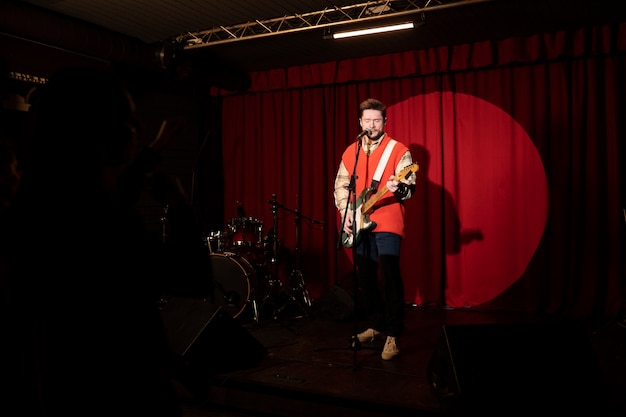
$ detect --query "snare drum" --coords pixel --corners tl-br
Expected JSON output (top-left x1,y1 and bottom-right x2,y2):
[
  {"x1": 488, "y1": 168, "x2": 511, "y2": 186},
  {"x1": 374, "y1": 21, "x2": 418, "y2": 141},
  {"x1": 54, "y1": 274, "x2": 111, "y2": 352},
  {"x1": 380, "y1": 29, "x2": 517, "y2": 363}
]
[
  {"x1": 204, "y1": 230, "x2": 226, "y2": 254},
  {"x1": 226, "y1": 217, "x2": 263, "y2": 249}
]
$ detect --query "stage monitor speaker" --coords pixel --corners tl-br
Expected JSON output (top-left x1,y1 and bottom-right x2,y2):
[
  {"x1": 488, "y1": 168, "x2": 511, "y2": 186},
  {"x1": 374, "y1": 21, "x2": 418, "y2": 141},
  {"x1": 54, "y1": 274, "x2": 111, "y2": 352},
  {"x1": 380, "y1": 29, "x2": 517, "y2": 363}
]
[
  {"x1": 160, "y1": 297, "x2": 267, "y2": 376},
  {"x1": 427, "y1": 319, "x2": 608, "y2": 415},
  {"x1": 315, "y1": 284, "x2": 355, "y2": 321}
]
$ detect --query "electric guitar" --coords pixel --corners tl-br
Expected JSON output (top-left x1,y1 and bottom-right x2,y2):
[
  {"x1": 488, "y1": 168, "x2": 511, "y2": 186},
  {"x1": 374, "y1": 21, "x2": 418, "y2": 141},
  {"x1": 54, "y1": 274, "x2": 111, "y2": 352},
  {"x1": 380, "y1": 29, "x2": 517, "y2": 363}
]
[{"x1": 341, "y1": 163, "x2": 419, "y2": 248}]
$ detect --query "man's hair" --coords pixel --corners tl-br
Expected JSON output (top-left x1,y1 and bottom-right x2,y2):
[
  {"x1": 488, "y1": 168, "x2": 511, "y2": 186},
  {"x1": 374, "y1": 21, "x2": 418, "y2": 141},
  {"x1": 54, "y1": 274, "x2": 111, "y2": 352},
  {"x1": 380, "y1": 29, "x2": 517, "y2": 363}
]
[{"x1": 359, "y1": 98, "x2": 387, "y2": 119}]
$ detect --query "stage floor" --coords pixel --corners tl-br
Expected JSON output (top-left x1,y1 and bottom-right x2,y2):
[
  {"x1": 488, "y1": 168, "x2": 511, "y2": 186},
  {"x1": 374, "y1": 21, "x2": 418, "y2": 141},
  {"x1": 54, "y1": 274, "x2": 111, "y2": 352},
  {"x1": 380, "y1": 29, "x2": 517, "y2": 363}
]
[{"x1": 165, "y1": 299, "x2": 626, "y2": 417}]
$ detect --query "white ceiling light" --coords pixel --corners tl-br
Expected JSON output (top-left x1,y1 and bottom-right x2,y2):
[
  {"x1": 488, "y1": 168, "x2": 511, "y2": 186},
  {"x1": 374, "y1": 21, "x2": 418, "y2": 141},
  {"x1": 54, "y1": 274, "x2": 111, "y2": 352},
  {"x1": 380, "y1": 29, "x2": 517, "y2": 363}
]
[{"x1": 331, "y1": 22, "x2": 415, "y2": 39}]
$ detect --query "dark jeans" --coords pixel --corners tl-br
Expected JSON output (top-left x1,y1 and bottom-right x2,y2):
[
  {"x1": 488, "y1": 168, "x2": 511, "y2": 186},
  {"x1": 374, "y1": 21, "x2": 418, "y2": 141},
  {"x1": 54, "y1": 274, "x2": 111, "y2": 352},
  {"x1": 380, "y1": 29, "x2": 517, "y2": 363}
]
[{"x1": 355, "y1": 232, "x2": 405, "y2": 337}]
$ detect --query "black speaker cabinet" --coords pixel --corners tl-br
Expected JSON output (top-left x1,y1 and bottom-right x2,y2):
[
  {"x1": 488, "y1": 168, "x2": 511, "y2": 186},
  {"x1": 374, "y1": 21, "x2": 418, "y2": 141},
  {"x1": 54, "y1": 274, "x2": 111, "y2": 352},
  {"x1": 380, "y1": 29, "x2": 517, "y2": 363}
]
[
  {"x1": 427, "y1": 320, "x2": 608, "y2": 415},
  {"x1": 315, "y1": 284, "x2": 355, "y2": 321},
  {"x1": 160, "y1": 297, "x2": 267, "y2": 376}
]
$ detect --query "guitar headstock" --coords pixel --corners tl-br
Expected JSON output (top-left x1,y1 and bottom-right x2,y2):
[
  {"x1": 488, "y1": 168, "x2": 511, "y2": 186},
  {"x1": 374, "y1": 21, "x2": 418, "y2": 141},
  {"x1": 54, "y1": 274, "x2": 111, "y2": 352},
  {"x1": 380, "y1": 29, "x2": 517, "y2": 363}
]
[{"x1": 400, "y1": 162, "x2": 419, "y2": 179}]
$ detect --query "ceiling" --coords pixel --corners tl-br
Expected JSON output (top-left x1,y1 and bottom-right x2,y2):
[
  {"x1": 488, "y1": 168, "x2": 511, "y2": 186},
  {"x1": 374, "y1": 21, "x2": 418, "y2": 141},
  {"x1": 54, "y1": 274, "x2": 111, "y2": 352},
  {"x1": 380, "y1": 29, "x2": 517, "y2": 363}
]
[{"x1": 8, "y1": 0, "x2": 626, "y2": 76}]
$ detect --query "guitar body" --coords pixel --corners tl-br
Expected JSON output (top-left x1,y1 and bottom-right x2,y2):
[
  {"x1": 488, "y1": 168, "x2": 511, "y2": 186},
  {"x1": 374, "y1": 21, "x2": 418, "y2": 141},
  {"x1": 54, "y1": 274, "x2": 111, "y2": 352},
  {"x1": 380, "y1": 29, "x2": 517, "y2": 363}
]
[
  {"x1": 340, "y1": 163, "x2": 418, "y2": 248},
  {"x1": 341, "y1": 188, "x2": 377, "y2": 248}
]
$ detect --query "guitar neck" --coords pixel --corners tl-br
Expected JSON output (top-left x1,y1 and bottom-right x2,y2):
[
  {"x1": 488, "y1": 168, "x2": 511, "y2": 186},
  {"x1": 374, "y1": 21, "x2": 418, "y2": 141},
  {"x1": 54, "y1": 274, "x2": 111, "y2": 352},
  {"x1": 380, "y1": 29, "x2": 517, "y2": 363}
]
[
  {"x1": 362, "y1": 185, "x2": 389, "y2": 215},
  {"x1": 361, "y1": 163, "x2": 418, "y2": 215}
]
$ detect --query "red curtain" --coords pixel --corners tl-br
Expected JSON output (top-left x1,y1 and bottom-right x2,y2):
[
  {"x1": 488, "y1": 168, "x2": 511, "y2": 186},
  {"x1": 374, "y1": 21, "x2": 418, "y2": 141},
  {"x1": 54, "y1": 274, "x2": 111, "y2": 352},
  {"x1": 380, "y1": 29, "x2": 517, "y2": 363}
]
[{"x1": 218, "y1": 23, "x2": 625, "y2": 317}]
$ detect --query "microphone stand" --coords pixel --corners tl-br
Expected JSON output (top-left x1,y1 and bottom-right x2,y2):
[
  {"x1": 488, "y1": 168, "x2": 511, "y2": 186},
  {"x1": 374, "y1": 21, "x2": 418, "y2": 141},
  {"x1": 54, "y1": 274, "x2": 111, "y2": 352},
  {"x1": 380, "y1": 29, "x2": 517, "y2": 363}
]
[{"x1": 319, "y1": 135, "x2": 376, "y2": 370}]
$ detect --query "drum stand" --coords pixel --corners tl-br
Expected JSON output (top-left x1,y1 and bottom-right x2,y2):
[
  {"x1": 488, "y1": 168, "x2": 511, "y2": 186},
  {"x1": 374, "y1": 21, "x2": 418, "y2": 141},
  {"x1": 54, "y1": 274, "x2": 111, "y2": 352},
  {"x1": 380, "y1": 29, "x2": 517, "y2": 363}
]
[
  {"x1": 260, "y1": 195, "x2": 313, "y2": 320},
  {"x1": 290, "y1": 206, "x2": 314, "y2": 307}
]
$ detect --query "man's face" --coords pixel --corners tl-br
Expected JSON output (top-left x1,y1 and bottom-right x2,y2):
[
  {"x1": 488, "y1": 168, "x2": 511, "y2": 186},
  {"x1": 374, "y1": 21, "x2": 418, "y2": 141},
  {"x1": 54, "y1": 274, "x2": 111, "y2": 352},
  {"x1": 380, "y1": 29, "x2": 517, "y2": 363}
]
[{"x1": 359, "y1": 109, "x2": 385, "y2": 138}]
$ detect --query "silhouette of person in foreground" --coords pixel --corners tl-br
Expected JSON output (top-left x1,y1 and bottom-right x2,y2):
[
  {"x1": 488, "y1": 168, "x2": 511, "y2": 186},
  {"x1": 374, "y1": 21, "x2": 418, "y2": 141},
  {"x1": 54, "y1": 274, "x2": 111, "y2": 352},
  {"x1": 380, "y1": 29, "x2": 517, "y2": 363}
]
[{"x1": 1, "y1": 66, "x2": 207, "y2": 417}]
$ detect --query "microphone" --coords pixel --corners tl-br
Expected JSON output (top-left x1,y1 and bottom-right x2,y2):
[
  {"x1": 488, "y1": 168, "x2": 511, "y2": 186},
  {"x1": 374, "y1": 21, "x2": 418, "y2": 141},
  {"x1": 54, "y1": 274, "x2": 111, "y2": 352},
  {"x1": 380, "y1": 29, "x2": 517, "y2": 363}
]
[{"x1": 356, "y1": 128, "x2": 372, "y2": 140}]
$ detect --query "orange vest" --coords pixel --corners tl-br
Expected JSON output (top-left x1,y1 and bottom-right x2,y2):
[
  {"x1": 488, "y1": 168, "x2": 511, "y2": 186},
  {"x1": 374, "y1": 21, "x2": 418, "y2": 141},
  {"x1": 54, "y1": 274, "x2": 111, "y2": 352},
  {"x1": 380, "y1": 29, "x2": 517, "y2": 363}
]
[{"x1": 341, "y1": 134, "x2": 408, "y2": 238}]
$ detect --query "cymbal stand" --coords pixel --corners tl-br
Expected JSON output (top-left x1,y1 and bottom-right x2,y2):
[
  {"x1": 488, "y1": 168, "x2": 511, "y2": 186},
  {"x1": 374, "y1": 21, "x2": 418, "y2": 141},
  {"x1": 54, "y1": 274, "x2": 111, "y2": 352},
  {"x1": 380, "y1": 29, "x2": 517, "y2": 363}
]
[
  {"x1": 260, "y1": 195, "x2": 314, "y2": 320},
  {"x1": 257, "y1": 194, "x2": 282, "y2": 318},
  {"x1": 160, "y1": 204, "x2": 169, "y2": 243},
  {"x1": 289, "y1": 207, "x2": 312, "y2": 307},
  {"x1": 273, "y1": 204, "x2": 313, "y2": 319}
]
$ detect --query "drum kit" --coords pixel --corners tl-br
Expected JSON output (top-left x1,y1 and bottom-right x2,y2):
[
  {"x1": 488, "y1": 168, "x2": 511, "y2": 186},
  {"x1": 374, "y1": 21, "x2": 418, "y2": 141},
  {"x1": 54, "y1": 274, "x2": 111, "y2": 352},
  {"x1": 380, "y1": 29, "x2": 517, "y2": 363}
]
[{"x1": 202, "y1": 199, "x2": 313, "y2": 323}]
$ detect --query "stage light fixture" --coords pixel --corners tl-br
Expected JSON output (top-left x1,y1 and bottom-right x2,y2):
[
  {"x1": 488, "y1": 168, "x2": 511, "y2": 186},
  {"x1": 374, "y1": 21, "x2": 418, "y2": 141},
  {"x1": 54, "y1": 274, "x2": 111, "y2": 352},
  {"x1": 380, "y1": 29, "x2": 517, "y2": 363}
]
[{"x1": 331, "y1": 22, "x2": 415, "y2": 39}]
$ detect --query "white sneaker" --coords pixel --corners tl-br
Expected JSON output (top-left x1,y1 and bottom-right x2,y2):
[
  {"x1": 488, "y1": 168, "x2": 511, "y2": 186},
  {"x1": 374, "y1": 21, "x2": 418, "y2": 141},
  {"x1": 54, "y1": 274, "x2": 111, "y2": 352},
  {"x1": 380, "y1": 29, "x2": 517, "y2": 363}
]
[
  {"x1": 356, "y1": 328, "x2": 381, "y2": 343},
  {"x1": 381, "y1": 336, "x2": 399, "y2": 360}
]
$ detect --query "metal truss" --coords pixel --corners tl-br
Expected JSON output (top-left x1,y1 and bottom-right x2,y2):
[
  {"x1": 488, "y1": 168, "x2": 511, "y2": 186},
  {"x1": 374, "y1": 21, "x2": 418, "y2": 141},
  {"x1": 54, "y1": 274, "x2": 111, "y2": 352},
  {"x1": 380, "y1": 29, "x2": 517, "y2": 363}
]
[{"x1": 176, "y1": 0, "x2": 485, "y2": 49}]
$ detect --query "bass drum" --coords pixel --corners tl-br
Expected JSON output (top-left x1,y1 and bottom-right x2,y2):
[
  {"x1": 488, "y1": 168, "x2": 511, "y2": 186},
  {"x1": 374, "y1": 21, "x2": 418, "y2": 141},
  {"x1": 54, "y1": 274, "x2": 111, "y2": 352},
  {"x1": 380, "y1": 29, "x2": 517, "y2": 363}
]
[{"x1": 209, "y1": 252, "x2": 255, "y2": 318}]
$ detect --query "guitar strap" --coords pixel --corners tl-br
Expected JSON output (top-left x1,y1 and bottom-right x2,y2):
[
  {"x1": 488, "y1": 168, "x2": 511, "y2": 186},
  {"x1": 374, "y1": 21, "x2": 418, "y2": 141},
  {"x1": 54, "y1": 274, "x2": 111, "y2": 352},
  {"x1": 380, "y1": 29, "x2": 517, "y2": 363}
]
[{"x1": 369, "y1": 139, "x2": 397, "y2": 191}]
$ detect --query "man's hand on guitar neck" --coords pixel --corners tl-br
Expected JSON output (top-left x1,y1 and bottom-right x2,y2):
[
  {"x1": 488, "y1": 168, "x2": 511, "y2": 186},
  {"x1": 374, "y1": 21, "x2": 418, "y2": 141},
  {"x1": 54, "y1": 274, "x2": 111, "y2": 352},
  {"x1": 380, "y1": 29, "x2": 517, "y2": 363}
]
[
  {"x1": 386, "y1": 175, "x2": 400, "y2": 193},
  {"x1": 386, "y1": 173, "x2": 410, "y2": 198}
]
